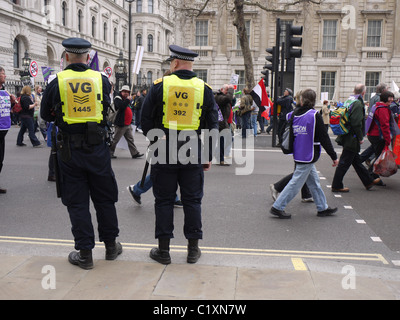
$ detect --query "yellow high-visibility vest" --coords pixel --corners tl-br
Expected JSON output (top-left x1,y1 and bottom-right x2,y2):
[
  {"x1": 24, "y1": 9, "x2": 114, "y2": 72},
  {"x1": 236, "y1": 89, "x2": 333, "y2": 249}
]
[
  {"x1": 58, "y1": 69, "x2": 103, "y2": 124},
  {"x1": 162, "y1": 74, "x2": 204, "y2": 131}
]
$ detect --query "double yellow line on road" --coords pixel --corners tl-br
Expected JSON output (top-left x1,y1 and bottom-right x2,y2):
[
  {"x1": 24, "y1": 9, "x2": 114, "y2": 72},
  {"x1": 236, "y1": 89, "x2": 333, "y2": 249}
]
[{"x1": 0, "y1": 235, "x2": 389, "y2": 270}]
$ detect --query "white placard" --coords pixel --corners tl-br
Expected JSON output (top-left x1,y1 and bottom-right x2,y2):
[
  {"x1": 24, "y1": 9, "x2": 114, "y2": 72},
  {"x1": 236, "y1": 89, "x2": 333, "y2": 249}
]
[{"x1": 132, "y1": 46, "x2": 144, "y2": 75}]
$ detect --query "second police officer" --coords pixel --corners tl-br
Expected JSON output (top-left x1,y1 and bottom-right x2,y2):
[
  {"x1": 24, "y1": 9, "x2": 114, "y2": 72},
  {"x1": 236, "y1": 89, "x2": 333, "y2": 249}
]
[
  {"x1": 41, "y1": 38, "x2": 122, "y2": 270},
  {"x1": 141, "y1": 45, "x2": 219, "y2": 264}
]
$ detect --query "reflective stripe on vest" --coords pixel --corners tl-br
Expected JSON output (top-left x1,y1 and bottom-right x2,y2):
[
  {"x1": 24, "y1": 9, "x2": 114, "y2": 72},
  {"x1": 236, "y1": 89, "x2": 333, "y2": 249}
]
[
  {"x1": 162, "y1": 74, "x2": 204, "y2": 131},
  {"x1": 58, "y1": 69, "x2": 103, "y2": 124}
]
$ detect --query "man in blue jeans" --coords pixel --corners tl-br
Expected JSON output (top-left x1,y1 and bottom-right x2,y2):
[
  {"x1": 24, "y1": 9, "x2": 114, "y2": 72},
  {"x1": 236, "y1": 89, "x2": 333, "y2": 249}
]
[{"x1": 270, "y1": 89, "x2": 339, "y2": 219}]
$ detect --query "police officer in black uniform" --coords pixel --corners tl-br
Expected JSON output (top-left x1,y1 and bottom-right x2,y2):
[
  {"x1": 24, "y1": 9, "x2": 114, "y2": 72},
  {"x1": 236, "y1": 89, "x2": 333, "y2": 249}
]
[
  {"x1": 41, "y1": 38, "x2": 122, "y2": 269},
  {"x1": 141, "y1": 45, "x2": 218, "y2": 265}
]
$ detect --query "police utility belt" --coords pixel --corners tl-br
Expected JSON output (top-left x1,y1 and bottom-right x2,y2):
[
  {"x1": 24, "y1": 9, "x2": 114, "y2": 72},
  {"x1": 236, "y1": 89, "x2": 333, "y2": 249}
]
[{"x1": 56, "y1": 123, "x2": 106, "y2": 162}]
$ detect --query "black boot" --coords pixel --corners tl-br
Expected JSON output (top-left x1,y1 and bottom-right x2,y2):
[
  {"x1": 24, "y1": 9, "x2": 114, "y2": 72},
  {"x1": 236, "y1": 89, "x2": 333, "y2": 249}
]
[
  {"x1": 105, "y1": 241, "x2": 123, "y2": 260},
  {"x1": 68, "y1": 249, "x2": 93, "y2": 269},
  {"x1": 187, "y1": 239, "x2": 201, "y2": 264},
  {"x1": 150, "y1": 238, "x2": 171, "y2": 265}
]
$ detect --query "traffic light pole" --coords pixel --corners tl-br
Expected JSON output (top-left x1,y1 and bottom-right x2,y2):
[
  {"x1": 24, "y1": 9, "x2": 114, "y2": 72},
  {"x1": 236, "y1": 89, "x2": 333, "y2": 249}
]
[{"x1": 272, "y1": 18, "x2": 280, "y2": 148}]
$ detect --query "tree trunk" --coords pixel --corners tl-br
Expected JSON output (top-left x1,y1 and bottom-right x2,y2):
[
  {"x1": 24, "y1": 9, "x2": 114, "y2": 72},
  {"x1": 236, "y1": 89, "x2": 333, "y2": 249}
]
[{"x1": 233, "y1": 0, "x2": 255, "y2": 89}]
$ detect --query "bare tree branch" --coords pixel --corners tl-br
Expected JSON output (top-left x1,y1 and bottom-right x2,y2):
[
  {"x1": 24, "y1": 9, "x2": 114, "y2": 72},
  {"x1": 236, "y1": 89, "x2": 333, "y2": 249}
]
[{"x1": 164, "y1": 0, "x2": 324, "y2": 89}]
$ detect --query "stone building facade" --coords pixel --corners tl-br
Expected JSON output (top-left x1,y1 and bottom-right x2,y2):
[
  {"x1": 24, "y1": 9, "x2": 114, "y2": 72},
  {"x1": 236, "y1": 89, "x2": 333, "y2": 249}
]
[
  {"x1": 0, "y1": 0, "x2": 175, "y2": 92},
  {"x1": 1, "y1": 0, "x2": 400, "y2": 104},
  {"x1": 184, "y1": 0, "x2": 400, "y2": 103}
]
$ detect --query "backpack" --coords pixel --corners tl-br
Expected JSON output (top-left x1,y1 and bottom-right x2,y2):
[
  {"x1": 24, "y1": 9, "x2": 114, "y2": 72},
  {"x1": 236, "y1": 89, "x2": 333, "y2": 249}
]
[
  {"x1": 12, "y1": 97, "x2": 22, "y2": 114},
  {"x1": 107, "y1": 96, "x2": 121, "y2": 124},
  {"x1": 281, "y1": 112, "x2": 294, "y2": 154},
  {"x1": 329, "y1": 96, "x2": 358, "y2": 135}
]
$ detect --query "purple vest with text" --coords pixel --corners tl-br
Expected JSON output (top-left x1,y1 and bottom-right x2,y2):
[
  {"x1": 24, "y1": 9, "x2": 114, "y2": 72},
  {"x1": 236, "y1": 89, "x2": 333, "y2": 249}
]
[
  {"x1": 0, "y1": 90, "x2": 11, "y2": 130},
  {"x1": 287, "y1": 109, "x2": 320, "y2": 163}
]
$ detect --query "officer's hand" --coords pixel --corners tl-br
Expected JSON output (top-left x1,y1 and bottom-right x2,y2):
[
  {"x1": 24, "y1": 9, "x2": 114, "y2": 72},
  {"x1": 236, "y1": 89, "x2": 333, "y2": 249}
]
[
  {"x1": 332, "y1": 159, "x2": 339, "y2": 167},
  {"x1": 203, "y1": 162, "x2": 211, "y2": 171}
]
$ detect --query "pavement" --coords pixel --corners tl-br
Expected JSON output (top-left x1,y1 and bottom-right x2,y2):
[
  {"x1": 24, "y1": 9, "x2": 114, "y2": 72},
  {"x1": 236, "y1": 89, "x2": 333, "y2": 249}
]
[{"x1": 1, "y1": 247, "x2": 400, "y2": 300}]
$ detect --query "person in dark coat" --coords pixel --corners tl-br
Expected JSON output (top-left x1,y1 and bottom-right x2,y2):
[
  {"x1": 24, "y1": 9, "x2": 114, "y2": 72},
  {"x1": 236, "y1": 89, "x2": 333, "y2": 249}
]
[
  {"x1": 276, "y1": 88, "x2": 294, "y2": 145},
  {"x1": 214, "y1": 83, "x2": 234, "y2": 165},
  {"x1": 16, "y1": 86, "x2": 41, "y2": 147},
  {"x1": 331, "y1": 84, "x2": 381, "y2": 192}
]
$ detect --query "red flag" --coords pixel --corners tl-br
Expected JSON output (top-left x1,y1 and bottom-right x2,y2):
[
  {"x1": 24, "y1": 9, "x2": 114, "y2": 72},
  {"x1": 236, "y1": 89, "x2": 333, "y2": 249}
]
[
  {"x1": 250, "y1": 79, "x2": 269, "y2": 107},
  {"x1": 261, "y1": 110, "x2": 270, "y2": 120},
  {"x1": 393, "y1": 118, "x2": 400, "y2": 165}
]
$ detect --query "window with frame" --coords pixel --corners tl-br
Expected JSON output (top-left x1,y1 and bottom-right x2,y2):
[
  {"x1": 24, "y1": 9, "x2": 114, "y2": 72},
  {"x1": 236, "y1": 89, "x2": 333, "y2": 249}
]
[
  {"x1": 365, "y1": 71, "x2": 380, "y2": 101},
  {"x1": 367, "y1": 20, "x2": 382, "y2": 47},
  {"x1": 13, "y1": 39, "x2": 19, "y2": 68},
  {"x1": 62, "y1": 1, "x2": 67, "y2": 26},
  {"x1": 114, "y1": 28, "x2": 118, "y2": 46},
  {"x1": 148, "y1": 0, "x2": 153, "y2": 13},
  {"x1": 136, "y1": 34, "x2": 142, "y2": 47},
  {"x1": 148, "y1": 35, "x2": 153, "y2": 52},
  {"x1": 321, "y1": 71, "x2": 336, "y2": 100},
  {"x1": 92, "y1": 17, "x2": 96, "y2": 37},
  {"x1": 194, "y1": 70, "x2": 207, "y2": 83},
  {"x1": 147, "y1": 71, "x2": 153, "y2": 86},
  {"x1": 236, "y1": 20, "x2": 251, "y2": 49},
  {"x1": 136, "y1": 0, "x2": 142, "y2": 13},
  {"x1": 103, "y1": 23, "x2": 108, "y2": 42},
  {"x1": 195, "y1": 21, "x2": 208, "y2": 46},
  {"x1": 322, "y1": 20, "x2": 337, "y2": 51},
  {"x1": 78, "y1": 10, "x2": 83, "y2": 33}
]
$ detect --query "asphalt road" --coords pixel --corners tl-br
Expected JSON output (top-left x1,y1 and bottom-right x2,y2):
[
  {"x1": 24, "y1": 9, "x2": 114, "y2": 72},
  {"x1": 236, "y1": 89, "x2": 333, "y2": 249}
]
[{"x1": 1, "y1": 125, "x2": 400, "y2": 274}]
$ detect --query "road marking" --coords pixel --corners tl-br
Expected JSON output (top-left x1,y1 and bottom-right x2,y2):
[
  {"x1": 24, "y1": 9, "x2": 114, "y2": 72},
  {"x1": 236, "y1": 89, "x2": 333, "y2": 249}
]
[
  {"x1": 0, "y1": 235, "x2": 389, "y2": 265},
  {"x1": 344, "y1": 205, "x2": 353, "y2": 209},
  {"x1": 392, "y1": 260, "x2": 400, "y2": 266},
  {"x1": 371, "y1": 237, "x2": 382, "y2": 242},
  {"x1": 291, "y1": 258, "x2": 308, "y2": 271},
  {"x1": 356, "y1": 220, "x2": 366, "y2": 224}
]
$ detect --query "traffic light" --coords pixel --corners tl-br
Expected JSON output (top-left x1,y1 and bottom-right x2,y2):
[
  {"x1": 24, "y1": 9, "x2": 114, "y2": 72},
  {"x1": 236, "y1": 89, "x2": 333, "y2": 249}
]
[
  {"x1": 264, "y1": 47, "x2": 278, "y2": 71},
  {"x1": 285, "y1": 25, "x2": 303, "y2": 59},
  {"x1": 261, "y1": 69, "x2": 269, "y2": 86}
]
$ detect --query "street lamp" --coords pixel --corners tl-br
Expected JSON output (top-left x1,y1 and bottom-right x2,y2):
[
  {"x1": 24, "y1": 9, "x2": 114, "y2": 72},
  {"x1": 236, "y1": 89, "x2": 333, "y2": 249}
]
[
  {"x1": 125, "y1": 0, "x2": 135, "y2": 87},
  {"x1": 22, "y1": 50, "x2": 31, "y2": 69},
  {"x1": 20, "y1": 50, "x2": 31, "y2": 86},
  {"x1": 115, "y1": 50, "x2": 127, "y2": 91}
]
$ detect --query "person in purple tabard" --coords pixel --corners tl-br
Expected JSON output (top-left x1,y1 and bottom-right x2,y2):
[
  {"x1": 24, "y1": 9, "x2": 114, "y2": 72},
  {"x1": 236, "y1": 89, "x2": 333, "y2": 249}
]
[
  {"x1": 0, "y1": 66, "x2": 15, "y2": 194},
  {"x1": 270, "y1": 89, "x2": 339, "y2": 219}
]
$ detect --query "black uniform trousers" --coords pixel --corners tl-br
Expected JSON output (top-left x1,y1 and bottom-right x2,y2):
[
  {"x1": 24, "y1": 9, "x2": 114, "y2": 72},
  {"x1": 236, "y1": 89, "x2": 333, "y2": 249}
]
[
  {"x1": 151, "y1": 163, "x2": 204, "y2": 240},
  {"x1": 59, "y1": 140, "x2": 119, "y2": 250},
  {"x1": 0, "y1": 130, "x2": 7, "y2": 174},
  {"x1": 367, "y1": 135, "x2": 386, "y2": 178}
]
